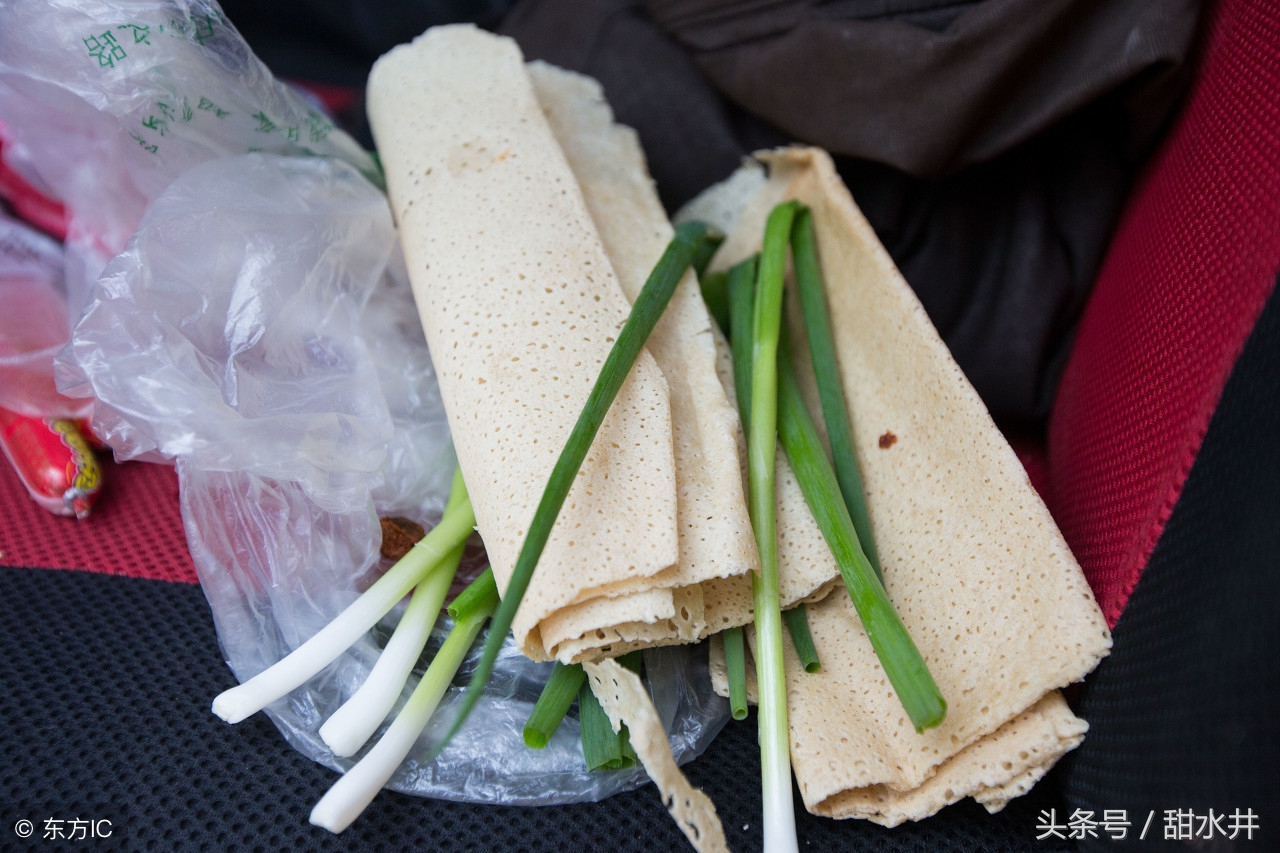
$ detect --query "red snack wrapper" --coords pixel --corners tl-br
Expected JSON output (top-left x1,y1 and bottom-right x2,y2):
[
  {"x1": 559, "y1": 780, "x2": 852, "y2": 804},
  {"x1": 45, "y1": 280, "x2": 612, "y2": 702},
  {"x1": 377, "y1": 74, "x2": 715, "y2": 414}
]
[{"x1": 0, "y1": 406, "x2": 102, "y2": 518}]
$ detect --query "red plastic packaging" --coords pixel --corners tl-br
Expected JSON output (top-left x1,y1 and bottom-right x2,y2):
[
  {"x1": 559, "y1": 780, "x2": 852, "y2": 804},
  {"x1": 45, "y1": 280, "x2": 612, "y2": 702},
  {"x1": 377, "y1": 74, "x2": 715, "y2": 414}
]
[{"x1": 0, "y1": 406, "x2": 101, "y2": 518}]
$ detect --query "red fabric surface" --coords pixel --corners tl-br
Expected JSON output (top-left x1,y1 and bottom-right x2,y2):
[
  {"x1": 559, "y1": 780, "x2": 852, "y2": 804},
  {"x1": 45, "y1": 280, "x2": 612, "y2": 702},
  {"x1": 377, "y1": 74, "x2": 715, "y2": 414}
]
[
  {"x1": 0, "y1": 451, "x2": 197, "y2": 583},
  {"x1": 1047, "y1": 0, "x2": 1280, "y2": 626}
]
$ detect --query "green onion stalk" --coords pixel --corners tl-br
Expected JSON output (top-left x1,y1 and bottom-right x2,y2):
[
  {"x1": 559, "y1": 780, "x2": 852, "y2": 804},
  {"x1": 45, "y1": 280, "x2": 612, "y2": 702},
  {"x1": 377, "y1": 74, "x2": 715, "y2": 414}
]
[
  {"x1": 523, "y1": 662, "x2": 586, "y2": 750},
  {"x1": 428, "y1": 221, "x2": 715, "y2": 760},
  {"x1": 790, "y1": 207, "x2": 882, "y2": 578},
  {"x1": 319, "y1": 472, "x2": 473, "y2": 757},
  {"x1": 309, "y1": 569, "x2": 500, "y2": 834},
  {"x1": 783, "y1": 604, "x2": 821, "y2": 674},
  {"x1": 744, "y1": 200, "x2": 801, "y2": 853},
  {"x1": 777, "y1": 345, "x2": 945, "y2": 731},
  {"x1": 211, "y1": 467, "x2": 476, "y2": 725},
  {"x1": 719, "y1": 255, "x2": 761, "y2": 724}
]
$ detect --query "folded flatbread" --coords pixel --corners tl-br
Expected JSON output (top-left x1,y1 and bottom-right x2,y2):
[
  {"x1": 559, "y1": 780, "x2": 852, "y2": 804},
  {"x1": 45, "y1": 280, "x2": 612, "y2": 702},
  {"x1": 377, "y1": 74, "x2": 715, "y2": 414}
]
[
  {"x1": 696, "y1": 148, "x2": 1112, "y2": 825},
  {"x1": 529, "y1": 61, "x2": 841, "y2": 655},
  {"x1": 368, "y1": 27, "x2": 835, "y2": 662}
]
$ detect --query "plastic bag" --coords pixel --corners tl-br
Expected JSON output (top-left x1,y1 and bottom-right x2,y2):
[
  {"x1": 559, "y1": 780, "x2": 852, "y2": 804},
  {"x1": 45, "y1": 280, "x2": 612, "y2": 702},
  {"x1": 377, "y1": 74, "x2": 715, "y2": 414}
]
[
  {"x1": 0, "y1": 210, "x2": 89, "y2": 419},
  {"x1": 59, "y1": 152, "x2": 728, "y2": 804},
  {"x1": 0, "y1": 0, "x2": 378, "y2": 319}
]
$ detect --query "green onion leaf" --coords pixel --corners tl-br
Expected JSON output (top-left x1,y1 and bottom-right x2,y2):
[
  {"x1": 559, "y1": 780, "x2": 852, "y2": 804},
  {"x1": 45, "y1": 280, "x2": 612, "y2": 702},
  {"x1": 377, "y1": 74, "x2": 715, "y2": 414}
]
[
  {"x1": 791, "y1": 206, "x2": 881, "y2": 579},
  {"x1": 722, "y1": 626, "x2": 750, "y2": 720},
  {"x1": 777, "y1": 344, "x2": 946, "y2": 732},
  {"x1": 578, "y1": 677, "x2": 636, "y2": 771},
  {"x1": 691, "y1": 229, "x2": 725, "y2": 278},
  {"x1": 783, "y1": 603, "x2": 821, "y2": 673},
  {"x1": 726, "y1": 255, "x2": 760, "y2": 426},
  {"x1": 698, "y1": 269, "x2": 731, "y2": 337},
  {"x1": 431, "y1": 220, "x2": 714, "y2": 759},
  {"x1": 447, "y1": 566, "x2": 498, "y2": 623},
  {"x1": 523, "y1": 663, "x2": 586, "y2": 749}
]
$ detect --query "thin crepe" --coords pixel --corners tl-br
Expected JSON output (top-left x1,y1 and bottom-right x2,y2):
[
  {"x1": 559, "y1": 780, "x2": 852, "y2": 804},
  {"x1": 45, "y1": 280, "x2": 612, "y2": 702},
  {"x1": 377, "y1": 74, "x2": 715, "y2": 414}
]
[
  {"x1": 367, "y1": 27, "x2": 766, "y2": 662},
  {"x1": 535, "y1": 65, "x2": 844, "y2": 653},
  {"x1": 528, "y1": 62, "x2": 758, "y2": 659},
  {"x1": 368, "y1": 26, "x2": 678, "y2": 660},
  {"x1": 697, "y1": 148, "x2": 1111, "y2": 824}
]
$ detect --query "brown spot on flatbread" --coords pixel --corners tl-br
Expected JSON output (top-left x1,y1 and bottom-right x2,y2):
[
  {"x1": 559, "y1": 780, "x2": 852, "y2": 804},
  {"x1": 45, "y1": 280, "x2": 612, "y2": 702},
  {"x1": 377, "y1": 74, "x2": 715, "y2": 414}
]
[{"x1": 879, "y1": 431, "x2": 898, "y2": 449}]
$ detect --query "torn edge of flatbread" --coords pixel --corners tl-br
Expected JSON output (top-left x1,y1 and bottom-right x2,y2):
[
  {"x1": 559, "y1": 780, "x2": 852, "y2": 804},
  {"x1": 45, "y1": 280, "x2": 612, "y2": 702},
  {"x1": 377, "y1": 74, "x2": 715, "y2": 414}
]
[{"x1": 583, "y1": 659, "x2": 729, "y2": 853}]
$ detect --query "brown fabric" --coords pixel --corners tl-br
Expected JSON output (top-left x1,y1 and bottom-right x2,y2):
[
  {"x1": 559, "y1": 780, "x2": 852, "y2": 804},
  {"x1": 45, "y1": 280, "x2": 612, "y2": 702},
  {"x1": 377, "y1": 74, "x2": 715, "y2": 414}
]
[
  {"x1": 500, "y1": 0, "x2": 1201, "y2": 423},
  {"x1": 501, "y1": 0, "x2": 759, "y2": 211},
  {"x1": 642, "y1": 0, "x2": 1201, "y2": 177}
]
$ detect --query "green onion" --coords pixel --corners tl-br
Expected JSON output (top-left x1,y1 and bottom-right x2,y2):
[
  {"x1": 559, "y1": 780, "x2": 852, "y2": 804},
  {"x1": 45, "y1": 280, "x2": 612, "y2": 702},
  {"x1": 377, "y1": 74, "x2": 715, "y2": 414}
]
[
  {"x1": 578, "y1": 675, "x2": 636, "y2": 771},
  {"x1": 691, "y1": 229, "x2": 725, "y2": 278},
  {"x1": 777, "y1": 346, "x2": 946, "y2": 732},
  {"x1": 744, "y1": 200, "x2": 801, "y2": 853},
  {"x1": 717, "y1": 209, "x2": 944, "y2": 733},
  {"x1": 523, "y1": 663, "x2": 586, "y2": 749},
  {"x1": 578, "y1": 652, "x2": 641, "y2": 771},
  {"x1": 698, "y1": 269, "x2": 731, "y2": 336},
  {"x1": 783, "y1": 604, "x2": 821, "y2": 673},
  {"x1": 309, "y1": 570, "x2": 500, "y2": 834},
  {"x1": 791, "y1": 206, "x2": 881, "y2": 579},
  {"x1": 319, "y1": 471, "x2": 471, "y2": 757},
  {"x1": 726, "y1": 255, "x2": 760, "y2": 422},
  {"x1": 211, "y1": 472, "x2": 476, "y2": 725},
  {"x1": 722, "y1": 626, "x2": 750, "y2": 720},
  {"x1": 447, "y1": 566, "x2": 498, "y2": 623},
  {"x1": 430, "y1": 221, "x2": 714, "y2": 759}
]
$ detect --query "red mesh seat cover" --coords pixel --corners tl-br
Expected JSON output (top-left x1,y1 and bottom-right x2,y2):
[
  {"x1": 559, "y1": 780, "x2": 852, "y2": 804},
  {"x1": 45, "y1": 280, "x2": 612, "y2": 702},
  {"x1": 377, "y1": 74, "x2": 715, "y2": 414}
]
[
  {"x1": 1047, "y1": 0, "x2": 1280, "y2": 626},
  {"x1": 0, "y1": 455, "x2": 197, "y2": 582}
]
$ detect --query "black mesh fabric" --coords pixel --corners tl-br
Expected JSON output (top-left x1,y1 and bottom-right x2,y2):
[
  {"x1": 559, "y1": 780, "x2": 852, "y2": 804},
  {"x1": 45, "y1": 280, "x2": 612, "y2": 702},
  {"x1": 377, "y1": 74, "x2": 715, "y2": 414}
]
[
  {"x1": 1062, "y1": 280, "x2": 1280, "y2": 851},
  {"x1": 0, "y1": 566, "x2": 1072, "y2": 851}
]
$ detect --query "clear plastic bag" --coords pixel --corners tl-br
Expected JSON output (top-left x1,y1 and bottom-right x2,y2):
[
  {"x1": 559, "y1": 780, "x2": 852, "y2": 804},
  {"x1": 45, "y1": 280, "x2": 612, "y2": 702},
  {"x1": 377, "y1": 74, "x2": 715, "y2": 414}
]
[
  {"x1": 0, "y1": 0, "x2": 378, "y2": 319},
  {"x1": 59, "y1": 152, "x2": 728, "y2": 804},
  {"x1": 0, "y1": 210, "x2": 90, "y2": 419}
]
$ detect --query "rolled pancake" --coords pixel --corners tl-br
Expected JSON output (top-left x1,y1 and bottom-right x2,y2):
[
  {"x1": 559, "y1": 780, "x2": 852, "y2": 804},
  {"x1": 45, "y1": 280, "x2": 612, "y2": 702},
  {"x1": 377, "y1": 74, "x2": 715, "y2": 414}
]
[
  {"x1": 536, "y1": 70, "x2": 848, "y2": 653},
  {"x1": 367, "y1": 27, "x2": 681, "y2": 659},
  {"x1": 368, "y1": 27, "x2": 775, "y2": 662},
  {"x1": 697, "y1": 148, "x2": 1111, "y2": 822},
  {"x1": 528, "y1": 62, "x2": 758, "y2": 657},
  {"x1": 537, "y1": 70, "x2": 844, "y2": 653}
]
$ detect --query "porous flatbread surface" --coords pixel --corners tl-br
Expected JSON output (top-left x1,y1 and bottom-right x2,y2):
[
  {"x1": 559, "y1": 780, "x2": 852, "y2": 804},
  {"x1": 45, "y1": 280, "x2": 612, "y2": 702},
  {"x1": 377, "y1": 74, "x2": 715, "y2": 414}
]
[
  {"x1": 809, "y1": 690, "x2": 1088, "y2": 824},
  {"x1": 528, "y1": 62, "x2": 759, "y2": 658},
  {"x1": 696, "y1": 147, "x2": 1111, "y2": 824},
  {"x1": 517, "y1": 62, "x2": 839, "y2": 657},
  {"x1": 367, "y1": 26, "x2": 680, "y2": 659},
  {"x1": 367, "y1": 27, "x2": 772, "y2": 663}
]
